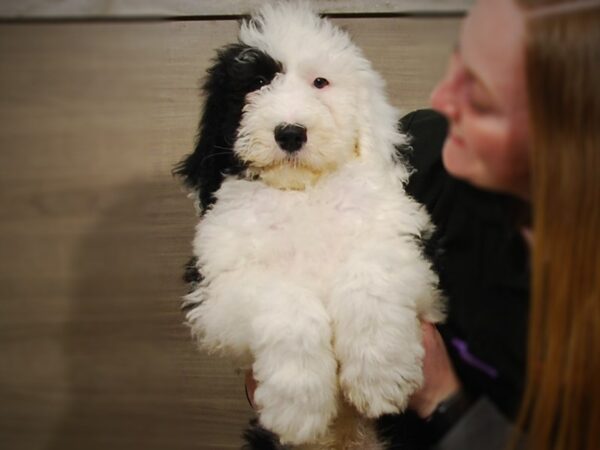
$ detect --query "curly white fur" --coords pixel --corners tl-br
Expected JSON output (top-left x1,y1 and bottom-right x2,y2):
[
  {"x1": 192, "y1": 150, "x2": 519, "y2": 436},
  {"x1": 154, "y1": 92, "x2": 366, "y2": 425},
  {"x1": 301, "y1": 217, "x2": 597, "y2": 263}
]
[{"x1": 184, "y1": 2, "x2": 444, "y2": 446}]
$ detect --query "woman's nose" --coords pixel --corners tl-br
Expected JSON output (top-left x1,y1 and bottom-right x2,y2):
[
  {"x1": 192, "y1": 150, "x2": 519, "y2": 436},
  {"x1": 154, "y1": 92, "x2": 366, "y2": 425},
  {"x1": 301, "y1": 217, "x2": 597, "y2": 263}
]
[{"x1": 430, "y1": 58, "x2": 460, "y2": 120}]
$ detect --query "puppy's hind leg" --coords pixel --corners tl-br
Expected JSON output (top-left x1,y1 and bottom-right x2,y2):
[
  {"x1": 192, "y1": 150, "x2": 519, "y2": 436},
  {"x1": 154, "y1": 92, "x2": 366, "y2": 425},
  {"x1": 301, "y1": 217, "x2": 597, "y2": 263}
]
[
  {"x1": 250, "y1": 281, "x2": 338, "y2": 446},
  {"x1": 329, "y1": 242, "x2": 433, "y2": 418}
]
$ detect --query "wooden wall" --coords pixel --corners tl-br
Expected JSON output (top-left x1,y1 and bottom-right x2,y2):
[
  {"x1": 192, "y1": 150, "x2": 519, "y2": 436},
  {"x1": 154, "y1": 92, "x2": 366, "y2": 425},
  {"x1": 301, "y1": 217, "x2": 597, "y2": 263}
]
[
  {"x1": 0, "y1": 8, "x2": 461, "y2": 450},
  {"x1": 0, "y1": 1, "x2": 472, "y2": 18}
]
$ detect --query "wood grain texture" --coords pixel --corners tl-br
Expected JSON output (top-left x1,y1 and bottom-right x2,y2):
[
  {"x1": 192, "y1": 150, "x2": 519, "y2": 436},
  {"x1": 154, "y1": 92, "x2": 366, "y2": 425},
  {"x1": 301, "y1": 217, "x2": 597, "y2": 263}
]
[
  {"x1": 0, "y1": 0, "x2": 472, "y2": 19},
  {"x1": 0, "y1": 17, "x2": 459, "y2": 449}
]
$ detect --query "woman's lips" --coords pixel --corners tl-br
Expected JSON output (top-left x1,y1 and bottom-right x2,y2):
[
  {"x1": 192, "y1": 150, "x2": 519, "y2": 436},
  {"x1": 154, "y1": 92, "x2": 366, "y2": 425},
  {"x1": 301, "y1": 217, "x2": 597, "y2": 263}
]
[{"x1": 449, "y1": 131, "x2": 465, "y2": 146}]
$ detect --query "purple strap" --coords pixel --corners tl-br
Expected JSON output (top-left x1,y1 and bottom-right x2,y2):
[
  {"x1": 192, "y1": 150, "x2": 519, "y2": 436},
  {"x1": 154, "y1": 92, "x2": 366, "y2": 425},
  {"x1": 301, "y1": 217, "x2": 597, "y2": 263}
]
[{"x1": 451, "y1": 338, "x2": 498, "y2": 379}]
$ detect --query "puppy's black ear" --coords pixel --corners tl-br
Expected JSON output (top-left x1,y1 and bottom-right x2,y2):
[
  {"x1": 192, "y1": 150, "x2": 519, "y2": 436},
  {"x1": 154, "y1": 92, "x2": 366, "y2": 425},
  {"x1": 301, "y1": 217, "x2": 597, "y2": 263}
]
[{"x1": 173, "y1": 44, "x2": 249, "y2": 212}]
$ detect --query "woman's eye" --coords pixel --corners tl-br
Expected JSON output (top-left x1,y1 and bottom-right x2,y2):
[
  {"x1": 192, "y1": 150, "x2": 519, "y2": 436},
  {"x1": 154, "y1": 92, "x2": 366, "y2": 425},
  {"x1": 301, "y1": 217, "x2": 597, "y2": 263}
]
[
  {"x1": 463, "y1": 78, "x2": 495, "y2": 114},
  {"x1": 469, "y1": 97, "x2": 493, "y2": 113},
  {"x1": 467, "y1": 89, "x2": 494, "y2": 113},
  {"x1": 313, "y1": 77, "x2": 329, "y2": 89}
]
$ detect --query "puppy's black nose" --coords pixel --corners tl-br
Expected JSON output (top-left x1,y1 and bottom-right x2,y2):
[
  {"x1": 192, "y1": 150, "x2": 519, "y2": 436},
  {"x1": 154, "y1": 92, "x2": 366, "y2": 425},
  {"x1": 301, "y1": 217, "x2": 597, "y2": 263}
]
[{"x1": 274, "y1": 123, "x2": 307, "y2": 153}]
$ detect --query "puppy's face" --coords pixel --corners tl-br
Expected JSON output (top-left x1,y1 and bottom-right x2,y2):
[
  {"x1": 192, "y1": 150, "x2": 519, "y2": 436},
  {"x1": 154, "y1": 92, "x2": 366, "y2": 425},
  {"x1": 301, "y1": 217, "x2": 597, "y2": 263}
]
[
  {"x1": 176, "y1": 5, "x2": 378, "y2": 208},
  {"x1": 235, "y1": 52, "x2": 362, "y2": 190}
]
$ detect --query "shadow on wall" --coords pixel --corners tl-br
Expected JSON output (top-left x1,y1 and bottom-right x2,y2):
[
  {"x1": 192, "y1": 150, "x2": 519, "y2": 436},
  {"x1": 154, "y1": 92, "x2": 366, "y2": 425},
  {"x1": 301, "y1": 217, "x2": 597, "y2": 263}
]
[{"x1": 47, "y1": 179, "x2": 251, "y2": 450}]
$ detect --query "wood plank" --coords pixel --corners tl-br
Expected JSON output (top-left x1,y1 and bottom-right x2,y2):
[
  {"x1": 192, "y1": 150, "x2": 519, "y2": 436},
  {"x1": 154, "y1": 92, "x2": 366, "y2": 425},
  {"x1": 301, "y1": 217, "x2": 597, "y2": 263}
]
[
  {"x1": 0, "y1": 0, "x2": 472, "y2": 19},
  {"x1": 0, "y1": 17, "x2": 460, "y2": 449}
]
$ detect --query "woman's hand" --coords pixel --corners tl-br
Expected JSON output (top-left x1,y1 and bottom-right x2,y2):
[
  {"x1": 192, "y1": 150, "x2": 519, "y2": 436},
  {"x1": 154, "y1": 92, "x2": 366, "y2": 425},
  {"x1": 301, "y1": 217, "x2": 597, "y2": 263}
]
[
  {"x1": 408, "y1": 322, "x2": 461, "y2": 418},
  {"x1": 244, "y1": 322, "x2": 461, "y2": 418}
]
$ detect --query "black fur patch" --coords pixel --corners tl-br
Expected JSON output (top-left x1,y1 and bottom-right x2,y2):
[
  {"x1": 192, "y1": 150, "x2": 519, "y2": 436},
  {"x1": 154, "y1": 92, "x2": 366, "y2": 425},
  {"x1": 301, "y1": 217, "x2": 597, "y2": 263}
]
[
  {"x1": 376, "y1": 412, "x2": 428, "y2": 449},
  {"x1": 174, "y1": 44, "x2": 282, "y2": 212},
  {"x1": 240, "y1": 415, "x2": 426, "y2": 450},
  {"x1": 242, "y1": 419, "x2": 289, "y2": 450},
  {"x1": 180, "y1": 257, "x2": 204, "y2": 314},
  {"x1": 182, "y1": 256, "x2": 202, "y2": 286}
]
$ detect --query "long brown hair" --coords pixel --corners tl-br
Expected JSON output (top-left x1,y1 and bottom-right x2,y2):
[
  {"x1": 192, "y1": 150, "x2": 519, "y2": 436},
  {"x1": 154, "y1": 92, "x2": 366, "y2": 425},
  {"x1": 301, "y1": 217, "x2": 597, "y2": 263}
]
[{"x1": 514, "y1": 1, "x2": 600, "y2": 448}]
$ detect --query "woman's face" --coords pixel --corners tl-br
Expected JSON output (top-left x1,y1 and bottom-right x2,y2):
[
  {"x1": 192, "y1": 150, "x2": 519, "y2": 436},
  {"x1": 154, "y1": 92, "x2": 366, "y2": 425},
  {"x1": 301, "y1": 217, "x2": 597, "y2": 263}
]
[{"x1": 431, "y1": 0, "x2": 531, "y2": 200}]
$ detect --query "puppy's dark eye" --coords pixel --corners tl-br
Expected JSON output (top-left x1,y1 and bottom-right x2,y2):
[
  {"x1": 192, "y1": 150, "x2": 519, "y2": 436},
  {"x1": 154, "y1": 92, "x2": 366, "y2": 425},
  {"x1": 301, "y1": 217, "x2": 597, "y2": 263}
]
[
  {"x1": 313, "y1": 77, "x2": 329, "y2": 89},
  {"x1": 251, "y1": 75, "x2": 269, "y2": 91}
]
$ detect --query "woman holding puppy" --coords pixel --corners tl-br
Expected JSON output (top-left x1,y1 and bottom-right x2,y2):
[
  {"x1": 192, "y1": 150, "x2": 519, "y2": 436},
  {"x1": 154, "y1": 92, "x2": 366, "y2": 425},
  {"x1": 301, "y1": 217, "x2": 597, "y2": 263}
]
[{"x1": 408, "y1": 0, "x2": 600, "y2": 448}]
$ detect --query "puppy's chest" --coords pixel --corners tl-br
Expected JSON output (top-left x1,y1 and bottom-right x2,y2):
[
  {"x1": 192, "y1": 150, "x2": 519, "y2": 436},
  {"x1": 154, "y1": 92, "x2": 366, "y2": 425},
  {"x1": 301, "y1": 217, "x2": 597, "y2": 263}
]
[{"x1": 197, "y1": 178, "x2": 385, "y2": 273}]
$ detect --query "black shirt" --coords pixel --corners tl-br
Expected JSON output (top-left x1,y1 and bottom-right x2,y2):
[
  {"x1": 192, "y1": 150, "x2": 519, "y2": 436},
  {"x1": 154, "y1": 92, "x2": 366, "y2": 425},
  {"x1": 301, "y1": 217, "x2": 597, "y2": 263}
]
[{"x1": 400, "y1": 109, "x2": 530, "y2": 422}]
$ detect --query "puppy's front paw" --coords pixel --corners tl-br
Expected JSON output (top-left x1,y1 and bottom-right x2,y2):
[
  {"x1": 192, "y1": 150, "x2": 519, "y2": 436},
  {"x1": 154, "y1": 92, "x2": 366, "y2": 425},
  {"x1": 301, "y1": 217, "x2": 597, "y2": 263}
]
[
  {"x1": 339, "y1": 345, "x2": 423, "y2": 418},
  {"x1": 254, "y1": 369, "x2": 337, "y2": 445}
]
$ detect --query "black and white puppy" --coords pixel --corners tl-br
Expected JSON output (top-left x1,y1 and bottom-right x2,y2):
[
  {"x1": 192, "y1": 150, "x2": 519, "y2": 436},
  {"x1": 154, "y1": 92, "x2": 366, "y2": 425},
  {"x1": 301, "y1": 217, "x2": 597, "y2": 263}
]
[{"x1": 176, "y1": 3, "x2": 444, "y2": 448}]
